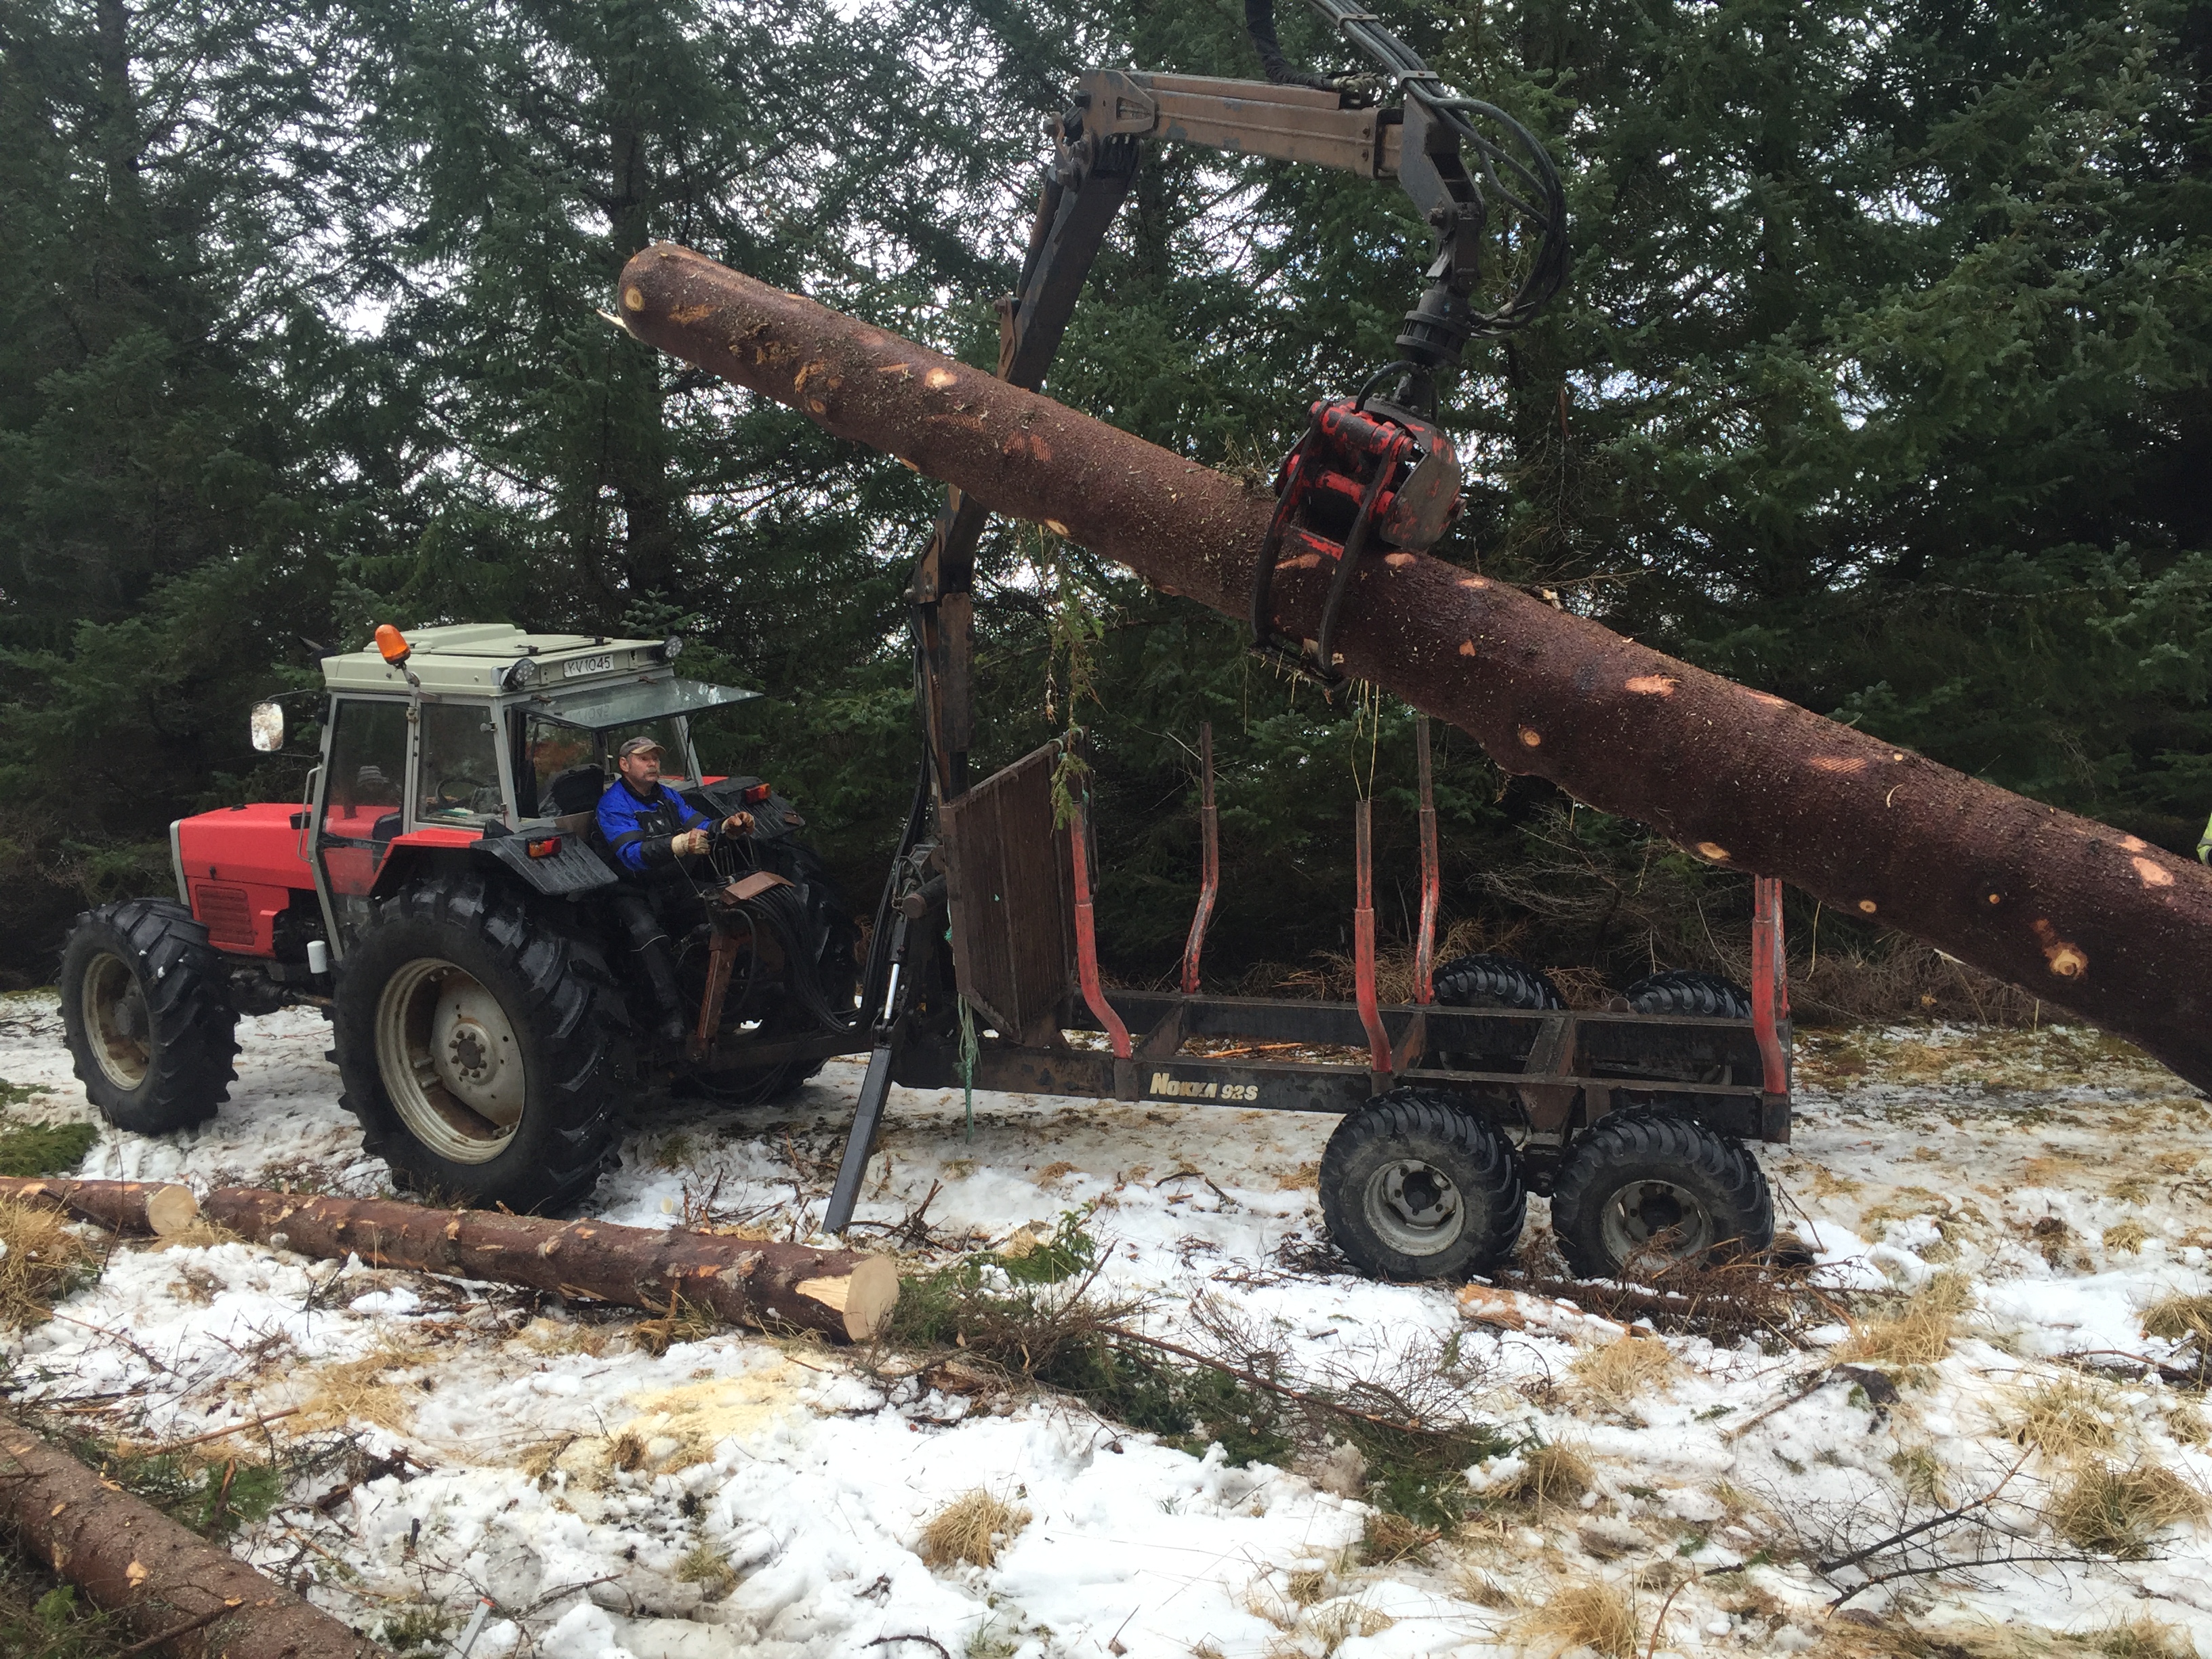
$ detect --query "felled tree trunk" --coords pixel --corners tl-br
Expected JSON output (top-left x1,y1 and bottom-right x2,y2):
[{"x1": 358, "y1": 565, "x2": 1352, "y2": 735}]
[
  {"x1": 200, "y1": 1189, "x2": 897, "y2": 1342},
  {"x1": 615, "y1": 241, "x2": 2212, "y2": 1090},
  {"x1": 0, "y1": 1406, "x2": 388, "y2": 1659},
  {"x1": 0, "y1": 1176, "x2": 198, "y2": 1235},
  {"x1": 0, "y1": 1178, "x2": 897, "y2": 1340}
]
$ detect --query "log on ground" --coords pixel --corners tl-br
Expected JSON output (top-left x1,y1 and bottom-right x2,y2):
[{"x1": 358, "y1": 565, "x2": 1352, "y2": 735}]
[
  {"x1": 199, "y1": 1187, "x2": 898, "y2": 1341},
  {"x1": 0, "y1": 1176, "x2": 200, "y2": 1236},
  {"x1": 614, "y1": 241, "x2": 2212, "y2": 1091},
  {"x1": 0, "y1": 1405, "x2": 388, "y2": 1659}
]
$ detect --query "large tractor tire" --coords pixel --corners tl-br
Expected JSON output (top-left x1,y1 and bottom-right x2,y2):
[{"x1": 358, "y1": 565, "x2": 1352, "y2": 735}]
[
  {"x1": 334, "y1": 874, "x2": 630, "y2": 1213},
  {"x1": 1431, "y1": 952, "x2": 1564, "y2": 1073},
  {"x1": 1549, "y1": 1111, "x2": 1773, "y2": 1281},
  {"x1": 1621, "y1": 969, "x2": 1753, "y2": 1020},
  {"x1": 60, "y1": 899, "x2": 239, "y2": 1135},
  {"x1": 1319, "y1": 1088, "x2": 1525, "y2": 1280}
]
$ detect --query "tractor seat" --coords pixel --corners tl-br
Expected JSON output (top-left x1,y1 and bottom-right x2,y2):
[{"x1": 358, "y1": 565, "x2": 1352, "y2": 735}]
[{"x1": 544, "y1": 764, "x2": 606, "y2": 817}]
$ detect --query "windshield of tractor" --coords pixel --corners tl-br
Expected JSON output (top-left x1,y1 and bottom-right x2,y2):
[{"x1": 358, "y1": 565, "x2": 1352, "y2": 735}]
[
  {"x1": 416, "y1": 702, "x2": 506, "y2": 824},
  {"x1": 514, "y1": 712, "x2": 695, "y2": 819}
]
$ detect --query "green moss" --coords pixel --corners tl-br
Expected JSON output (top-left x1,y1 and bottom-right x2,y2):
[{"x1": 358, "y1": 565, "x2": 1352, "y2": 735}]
[{"x1": 0, "y1": 1122, "x2": 98, "y2": 1177}]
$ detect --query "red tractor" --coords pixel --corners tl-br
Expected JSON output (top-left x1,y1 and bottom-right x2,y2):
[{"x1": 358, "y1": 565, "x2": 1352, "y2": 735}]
[{"x1": 60, "y1": 623, "x2": 863, "y2": 1212}]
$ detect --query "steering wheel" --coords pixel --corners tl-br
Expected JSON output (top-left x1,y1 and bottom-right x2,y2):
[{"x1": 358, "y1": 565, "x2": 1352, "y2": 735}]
[{"x1": 433, "y1": 773, "x2": 499, "y2": 814}]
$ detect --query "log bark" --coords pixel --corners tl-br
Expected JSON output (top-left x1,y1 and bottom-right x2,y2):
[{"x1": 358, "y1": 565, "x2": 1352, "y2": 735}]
[
  {"x1": 0, "y1": 1176, "x2": 199, "y2": 1235},
  {"x1": 195, "y1": 1188, "x2": 897, "y2": 1341},
  {"x1": 615, "y1": 241, "x2": 2212, "y2": 1090},
  {"x1": 0, "y1": 1406, "x2": 388, "y2": 1658}
]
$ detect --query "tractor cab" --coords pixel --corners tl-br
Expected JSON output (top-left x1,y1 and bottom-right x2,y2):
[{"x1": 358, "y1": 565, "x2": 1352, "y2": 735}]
[{"x1": 287, "y1": 623, "x2": 757, "y2": 951}]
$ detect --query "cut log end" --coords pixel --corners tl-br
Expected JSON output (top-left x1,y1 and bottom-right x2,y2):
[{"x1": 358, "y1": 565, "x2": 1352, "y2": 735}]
[
  {"x1": 144, "y1": 1185, "x2": 201, "y2": 1237},
  {"x1": 796, "y1": 1256, "x2": 901, "y2": 1341}
]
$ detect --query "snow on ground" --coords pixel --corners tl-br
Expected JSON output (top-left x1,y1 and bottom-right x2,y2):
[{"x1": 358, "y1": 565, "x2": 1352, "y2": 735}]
[{"x1": 2, "y1": 992, "x2": 2211, "y2": 1658}]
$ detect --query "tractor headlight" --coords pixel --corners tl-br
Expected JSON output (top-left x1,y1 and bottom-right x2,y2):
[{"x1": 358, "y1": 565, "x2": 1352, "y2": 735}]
[
  {"x1": 661, "y1": 632, "x2": 684, "y2": 662},
  {"x1": 502, "y1": 657, "x2": 538, "y2": 691}
]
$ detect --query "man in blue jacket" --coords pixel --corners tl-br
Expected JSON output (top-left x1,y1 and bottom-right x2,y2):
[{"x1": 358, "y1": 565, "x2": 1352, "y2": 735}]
[{"x1": 598, "y1": 735, "x2": 754, "y2": 1040}]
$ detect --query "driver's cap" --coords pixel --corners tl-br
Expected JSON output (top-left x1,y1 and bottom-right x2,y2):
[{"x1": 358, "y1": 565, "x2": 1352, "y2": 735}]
[{"x1": 617, "y1": 735, "x2": 663, "y2": 758}]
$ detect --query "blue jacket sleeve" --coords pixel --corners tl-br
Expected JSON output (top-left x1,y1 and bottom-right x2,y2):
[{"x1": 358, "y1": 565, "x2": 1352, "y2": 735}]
[{"x1": 596, "y1": 784, "x2": 708, "y2": 873}]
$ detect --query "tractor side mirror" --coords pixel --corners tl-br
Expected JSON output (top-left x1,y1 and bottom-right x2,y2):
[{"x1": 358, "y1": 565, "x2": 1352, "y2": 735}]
[{"x1": 249, "y1": 701, "x2": 285, "y2": 752}]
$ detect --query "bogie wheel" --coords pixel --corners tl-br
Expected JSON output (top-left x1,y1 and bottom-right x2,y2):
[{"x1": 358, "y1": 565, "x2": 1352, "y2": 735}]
[
  {"x1": 1431, "y1": 952, "x2": 1563, "y2": 1073},
  {"x1": 1319, "y1": 1088, "x2": 1525, "y2": 1280},
  {"x1": 334, "y1": 874, "x2": 630, "y2": 1212},
  {"x1": 1549, "y1": 1111, "x2": 1773, "y2": 1281},
  {"x1": 1621, "y1": 970, "x2": 1752, "y2": 1020},
  {"x1": 60, "y1": 899, "x2": 239, "y2": 1134}
]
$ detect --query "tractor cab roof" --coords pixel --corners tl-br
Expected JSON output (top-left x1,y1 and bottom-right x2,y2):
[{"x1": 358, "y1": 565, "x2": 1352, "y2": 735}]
[{"x1": 319, "y1": 623, "x2": 759, "y2": 726}]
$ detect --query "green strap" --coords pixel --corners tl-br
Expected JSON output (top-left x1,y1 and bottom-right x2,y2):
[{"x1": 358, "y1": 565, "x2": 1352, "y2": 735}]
[{"x1": 958, "y1": 995, "x2": 980, "y2": 1142}]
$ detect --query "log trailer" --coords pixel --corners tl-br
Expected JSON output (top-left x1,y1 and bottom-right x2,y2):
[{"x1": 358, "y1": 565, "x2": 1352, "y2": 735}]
[{"x1": 61, "y1": 1, "x2": 1797, "y2": 1283}]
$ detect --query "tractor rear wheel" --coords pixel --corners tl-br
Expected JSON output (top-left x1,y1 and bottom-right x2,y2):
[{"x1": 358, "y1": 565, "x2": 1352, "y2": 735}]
[
  {"x1": 1549, "y1": 1111, "x2": 1772, "y2": 1281},
  {"x1": 1319, "y1": 1088, "x2": 1525, "y2": 1280},
  {"x1": 60, "y1": 899, "x2": 239, "y2": 1135},
  {"x1": 335, "y1": 874, "x2": 629, "y2": 1212}
]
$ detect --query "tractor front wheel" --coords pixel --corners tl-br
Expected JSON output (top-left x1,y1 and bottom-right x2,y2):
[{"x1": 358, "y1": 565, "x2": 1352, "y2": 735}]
[
  {"x1": 335, "y1": 874, "x2": 629, "y2": 1212},
  {"x1": 60, "y1": 899, "x2": 239, "y2": 1134}
]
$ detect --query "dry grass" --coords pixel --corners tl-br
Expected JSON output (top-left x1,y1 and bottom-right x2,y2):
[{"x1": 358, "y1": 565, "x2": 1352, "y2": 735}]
[
  {"x1": 1305, "y1": 1596, "x2": 1395, "y2": 1655},
  {"x1": 674, "y1": 1542, "x2": 739, "y2": 1601},
  {"x1": 2003, "y1": 1377, "x2": 2123, "y2": 1465},
  {"x1": 1448, "y1": 1559, "x2": 1519, "y2": 1608},
  {"x1": 1836, "y1": 1271, "x2": 1971, "y2": 1367},
  {"x1": 1517, "y1": 1578, "x2": 1639, "y2": 1659},
  {"x1": 0, "y1": 1200, "x2": 96, "y2": 1326},
  {"x1": 2166, "y1": 1404, "x2": 2207, "y2": 1447},
  {"x1": 2092, "y1": 1617, "x2": 2196, "y2": 1659},
  {"x1": 1571, "y1": 1334, "x2": 1680, "y2": 1409},
  {"x1": 1484, "y1": 1439, "x2": 1593, "y2": 1509},
  {"x1": 1358, "y1": 1511, "x2": 1437, "y2": 1565},
  {"x1": 919, "y1": 1488, "x2": 1031, "y2": 1569},
  {"x1": 2047, "y1": 1461, "x2": 2205, "y2": 1558},
  {"x1": 1036, "y1": 1161, "x2": 1078, "y2": 1183},
  {"x1": 294, "y1": 1341, "x2": 423, "y2": 1433},
  {"x1": 2101, "y1": 1220, "x2": 2149, "y2": 1255},
  {"x1": 2141, "y1": 1292, "x2": 2212, "y2": 1352}
]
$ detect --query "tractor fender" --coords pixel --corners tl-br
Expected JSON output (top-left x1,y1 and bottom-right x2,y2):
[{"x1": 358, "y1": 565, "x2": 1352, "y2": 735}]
[
  {"x1": 471, "y1": 829, "x2": 620, "y2": 897},
  {"x1": 368, "y1": 828, "x2": 617, "y2": 902}
]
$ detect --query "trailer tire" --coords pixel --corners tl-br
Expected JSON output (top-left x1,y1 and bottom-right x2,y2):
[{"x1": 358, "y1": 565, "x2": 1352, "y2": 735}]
[
  {"x1": 1432, "y1": 954, "x2": 1564, "y2": 1012},
  {"x1": 1319, "y1": 1088, "x2": 1525, "y2": 1280},
  {"x1": 1622, "y1": 970, "x2": 1752, "y2": 1020},
  {"x1": 335, "y1": 874, "x2": 630, "y2": 1213},
  {"x1": 1549, "y1": 1111, "x2": 1772, "y2": 1281},
  {"x1": 60, "y1": 899, "x2": 239, "y2": 1135},
  {"x1": 1431, "y1": 953, "x2": 1563, "y2": 1073}
]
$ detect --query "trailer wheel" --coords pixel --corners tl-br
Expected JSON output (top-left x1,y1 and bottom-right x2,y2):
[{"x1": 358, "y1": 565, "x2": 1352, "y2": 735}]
[
  {"x1": 1549, "y1": 1111, "x2": 1772, "y2": 1281},
  {"x1": 1431, "y1": 953, "x2": 1563, "y2": 1072},
  {"x1": 335, "y1": 874, "x2": 630, "y2": 1212},
  {"x1": 1622, "y1": 970, "x2": 1752, "y2": 1020},
  {"x1": 1319, "y1": 1088, "x2": 1525, "y2": 1280},
  {"x1": 60, "y1": 899, "x2": 239, "y2": 1135}
]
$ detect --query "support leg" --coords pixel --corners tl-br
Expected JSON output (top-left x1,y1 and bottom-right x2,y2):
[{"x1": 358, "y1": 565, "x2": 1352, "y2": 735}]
[{"x1": 823, "y1": 1041, "x2": 897, "y2": 1235}]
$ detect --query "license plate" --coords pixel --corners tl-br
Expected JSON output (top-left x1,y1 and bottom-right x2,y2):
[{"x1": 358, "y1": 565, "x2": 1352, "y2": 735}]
[{"x1": 562, "y1": 653, "x2": 615, "y2": 678}]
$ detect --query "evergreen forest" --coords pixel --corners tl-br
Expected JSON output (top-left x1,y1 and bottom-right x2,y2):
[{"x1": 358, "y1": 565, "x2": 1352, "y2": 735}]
[{"x1": 3, "y1": 0, "x2": 2208, "y2": 1012}]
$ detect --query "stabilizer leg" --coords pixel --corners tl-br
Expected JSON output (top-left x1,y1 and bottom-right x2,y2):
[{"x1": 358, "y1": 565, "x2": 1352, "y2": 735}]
[{"x1": 823, "y1": 1041, "x2": 896, "y2": 1235}]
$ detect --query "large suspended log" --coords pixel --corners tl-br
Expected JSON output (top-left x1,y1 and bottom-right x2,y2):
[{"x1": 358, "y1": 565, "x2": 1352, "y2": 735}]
[
  {"x1": 0, "y1": 1179, "x2": 897, "y2": 1342},
  {"x1": 0, "y1": 1405, "x2": 388, "y2": 1658},
  {"x1": 615, "y1": 241, "x2": 2212, "y2": 1089}
]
